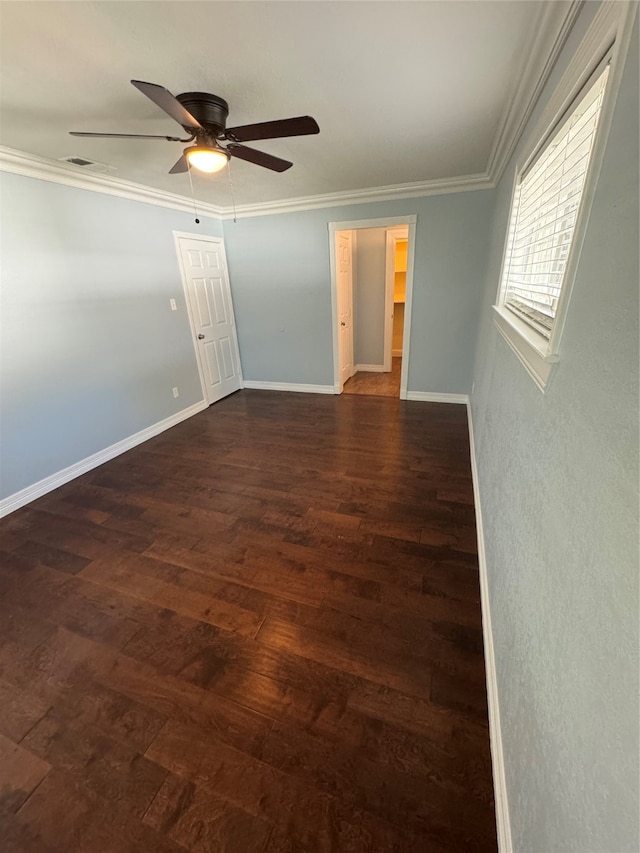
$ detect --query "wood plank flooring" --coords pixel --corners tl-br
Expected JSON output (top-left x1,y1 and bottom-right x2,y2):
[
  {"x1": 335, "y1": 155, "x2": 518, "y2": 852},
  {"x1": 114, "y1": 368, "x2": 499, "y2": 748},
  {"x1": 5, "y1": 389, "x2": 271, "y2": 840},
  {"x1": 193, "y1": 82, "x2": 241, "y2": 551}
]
[
  {"x1": 342, "y1": 358, "x2": 402, "y2": 397},
  {"x1": 0, "y1": 390, "x2": 496, "y2": 852}
]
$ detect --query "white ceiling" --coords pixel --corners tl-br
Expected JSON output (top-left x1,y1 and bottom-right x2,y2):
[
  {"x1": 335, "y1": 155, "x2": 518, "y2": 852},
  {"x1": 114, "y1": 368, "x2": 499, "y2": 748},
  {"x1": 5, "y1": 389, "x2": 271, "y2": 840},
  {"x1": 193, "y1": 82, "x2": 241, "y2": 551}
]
[{"x1": 0, "y1": 0, "x2": 546, "y2": 208}]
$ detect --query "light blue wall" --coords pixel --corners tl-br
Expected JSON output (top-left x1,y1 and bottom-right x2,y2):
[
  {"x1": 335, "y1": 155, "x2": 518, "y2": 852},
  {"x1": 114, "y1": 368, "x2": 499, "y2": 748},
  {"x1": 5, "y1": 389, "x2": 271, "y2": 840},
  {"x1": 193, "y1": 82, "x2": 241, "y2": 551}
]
[
  {"x1": 0, "y1": 173, "x2": 220, "y2": 499},
  {"x1": 353, "y1": 227, "x2": 386, "y2": 366},
  {"x1": 222, "y1": 190, "x2": 495, "y2": 392},
  {"x1": 1, "y1": 171, "x2": 494, "y2": 504},
  {"x1": 470, "y1": 8, "x2": 639, "y2": 852}
]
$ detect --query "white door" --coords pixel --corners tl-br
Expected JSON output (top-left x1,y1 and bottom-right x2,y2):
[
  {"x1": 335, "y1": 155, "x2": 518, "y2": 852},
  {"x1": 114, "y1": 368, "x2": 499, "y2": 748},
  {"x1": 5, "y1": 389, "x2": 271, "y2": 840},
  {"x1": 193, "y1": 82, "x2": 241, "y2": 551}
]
[
  {"x1": 337, "y1": 231, "x2": 354, "y2": 387},
  {"x1": 177, "y1": 236, "x2": 243, "y2": 405}
]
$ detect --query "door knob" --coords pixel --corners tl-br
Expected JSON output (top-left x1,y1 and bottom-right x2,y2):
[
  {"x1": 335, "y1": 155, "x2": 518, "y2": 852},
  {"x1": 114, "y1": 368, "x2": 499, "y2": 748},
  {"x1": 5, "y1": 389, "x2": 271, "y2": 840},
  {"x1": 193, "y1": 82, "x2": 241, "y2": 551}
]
[
  {"x1": 340, "y1": 322, "x2": 346, "y2": 327},
  {"x1": 197, "y1": 333, "x2": 205, "y2": 339}
]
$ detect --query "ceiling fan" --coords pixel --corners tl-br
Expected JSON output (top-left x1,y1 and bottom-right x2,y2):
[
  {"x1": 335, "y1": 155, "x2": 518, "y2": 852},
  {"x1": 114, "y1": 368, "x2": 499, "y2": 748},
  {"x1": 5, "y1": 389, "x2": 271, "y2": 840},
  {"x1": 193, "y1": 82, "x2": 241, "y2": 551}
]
[{"x1": 70, "y1": 80, "x2": 319, "y2": 175}]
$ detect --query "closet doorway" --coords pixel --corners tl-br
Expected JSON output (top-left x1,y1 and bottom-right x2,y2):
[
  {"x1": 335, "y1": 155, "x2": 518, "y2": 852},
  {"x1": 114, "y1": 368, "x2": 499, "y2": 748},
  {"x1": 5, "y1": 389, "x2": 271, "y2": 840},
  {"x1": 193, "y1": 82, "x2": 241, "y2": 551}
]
[{"x1": 328, "y1": 215, "x2": 416, "y2": 399}]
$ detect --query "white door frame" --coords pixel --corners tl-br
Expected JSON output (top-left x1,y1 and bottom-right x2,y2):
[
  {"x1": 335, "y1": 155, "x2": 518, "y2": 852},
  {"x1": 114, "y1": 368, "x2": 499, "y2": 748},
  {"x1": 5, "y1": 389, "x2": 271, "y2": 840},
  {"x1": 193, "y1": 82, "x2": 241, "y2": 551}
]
[
  {"x1": 328, "y1": 215, "x2": 417, "y2": 398},
  {"x1": 173, "y1": 231, "x2": 244, "y2": 403}
]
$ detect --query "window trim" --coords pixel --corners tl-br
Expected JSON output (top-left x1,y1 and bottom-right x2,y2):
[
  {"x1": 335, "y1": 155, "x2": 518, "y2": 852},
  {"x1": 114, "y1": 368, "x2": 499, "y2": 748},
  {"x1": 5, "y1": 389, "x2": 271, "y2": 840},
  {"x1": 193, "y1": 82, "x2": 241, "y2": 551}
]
[{"x1": 493, "y1": 0, "x2": 637, "y2": 391}]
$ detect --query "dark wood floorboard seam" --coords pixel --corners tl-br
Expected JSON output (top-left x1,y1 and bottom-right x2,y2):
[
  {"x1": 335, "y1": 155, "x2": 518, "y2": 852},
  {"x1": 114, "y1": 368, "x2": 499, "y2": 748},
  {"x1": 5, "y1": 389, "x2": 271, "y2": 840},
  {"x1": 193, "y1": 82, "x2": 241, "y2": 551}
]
[{"x1": 0, "y1": 390, "x2": 496, "y2": 853}]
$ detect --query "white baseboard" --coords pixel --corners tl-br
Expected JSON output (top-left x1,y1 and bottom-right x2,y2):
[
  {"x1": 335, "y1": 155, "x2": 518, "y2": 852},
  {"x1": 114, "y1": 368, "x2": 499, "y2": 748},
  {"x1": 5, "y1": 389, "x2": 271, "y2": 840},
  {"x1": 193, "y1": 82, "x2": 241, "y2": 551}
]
[
  {"x1": 405, "y1": 391, "x2": 469, "y2": 404},
  {"x1": 354, "y1": 363, "x2": 385, "y2": 373},
  {"x1": 466, "y1": 401, "x2": 512, "y2": 853},
  {"x1": 242, "y1": 380, "x2": 335, "y2": 395},
  {"x1": 392, "y1": 349, "x2": 403, "y2": 357},
  {"x1": 0, "y1": 400, "x2": 208, "y2": 518}
]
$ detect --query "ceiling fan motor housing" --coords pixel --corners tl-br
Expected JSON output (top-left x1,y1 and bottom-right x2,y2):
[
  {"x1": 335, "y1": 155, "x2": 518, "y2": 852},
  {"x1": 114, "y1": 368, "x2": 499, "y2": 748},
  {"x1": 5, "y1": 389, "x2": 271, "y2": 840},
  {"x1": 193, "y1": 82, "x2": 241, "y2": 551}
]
[{"x1": 176, "y1": 92, "x2": 229, "y2": 137}]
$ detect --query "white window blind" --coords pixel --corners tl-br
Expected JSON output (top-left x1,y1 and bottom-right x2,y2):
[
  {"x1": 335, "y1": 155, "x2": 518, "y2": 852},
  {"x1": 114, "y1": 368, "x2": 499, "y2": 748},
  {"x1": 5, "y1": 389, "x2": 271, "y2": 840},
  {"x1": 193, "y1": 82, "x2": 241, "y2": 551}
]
[{"x1": 501, "y1": 60, "x2": 610, "y2": 339}]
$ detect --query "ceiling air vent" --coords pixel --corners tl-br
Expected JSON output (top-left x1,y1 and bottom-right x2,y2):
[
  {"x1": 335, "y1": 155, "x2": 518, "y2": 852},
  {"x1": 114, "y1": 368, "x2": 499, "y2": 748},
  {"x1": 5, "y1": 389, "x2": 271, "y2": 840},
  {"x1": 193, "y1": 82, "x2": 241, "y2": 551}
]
[
  {"x1": 59, "y1": 156, "x2": 116, "y2": 174},
  {"x1": 65, "y1": 156, "x2": 94, "y2": 166}
]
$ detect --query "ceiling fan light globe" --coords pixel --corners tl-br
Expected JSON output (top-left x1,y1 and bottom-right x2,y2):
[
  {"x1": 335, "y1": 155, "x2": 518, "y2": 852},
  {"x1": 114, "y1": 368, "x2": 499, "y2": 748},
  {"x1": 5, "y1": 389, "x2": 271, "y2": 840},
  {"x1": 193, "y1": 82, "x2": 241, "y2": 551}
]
[{"x1": 186, "y1": 147, "x2": 228, "y2": 173}]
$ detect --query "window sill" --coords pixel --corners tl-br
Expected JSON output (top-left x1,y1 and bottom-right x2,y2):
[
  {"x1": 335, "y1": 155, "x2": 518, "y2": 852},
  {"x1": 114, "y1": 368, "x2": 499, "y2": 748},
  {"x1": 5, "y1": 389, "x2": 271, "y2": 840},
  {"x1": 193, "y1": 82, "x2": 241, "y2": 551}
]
[{"x1": 492, "y1": 305, "x2": 559, "y2": 391}]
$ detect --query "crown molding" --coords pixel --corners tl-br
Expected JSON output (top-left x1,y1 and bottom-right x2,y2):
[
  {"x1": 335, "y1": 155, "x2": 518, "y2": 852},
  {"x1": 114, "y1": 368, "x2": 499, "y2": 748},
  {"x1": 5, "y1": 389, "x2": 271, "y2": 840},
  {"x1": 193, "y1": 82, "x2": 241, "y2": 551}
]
[
  {"x1": 221, "y1": 172, "x2": 494, "y2": 220},
  {"x1": 486, "y1": 0, "x2": 584, "y2": 185},
  {"x1": 0, "y1": 146, "x2": 225, "y2": 219},
  {"x1": 0, "y1": 145, "x2": 494, "y2": 219}
]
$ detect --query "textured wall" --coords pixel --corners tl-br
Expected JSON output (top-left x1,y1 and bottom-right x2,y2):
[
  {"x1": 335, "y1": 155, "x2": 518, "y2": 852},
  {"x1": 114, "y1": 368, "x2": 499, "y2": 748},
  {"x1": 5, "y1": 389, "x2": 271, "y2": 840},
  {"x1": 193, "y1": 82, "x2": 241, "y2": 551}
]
[
  {"x1": 0, "y1": 173, "x2": 220, "y2": 499},
  {"x1": 470, "y1": 8, "x2": 639, "y2": 852},
  {"x1": 353, "y1": 227, "x2": 386, "y2": 367},
  {"x1": 222, "y1": 191, "x2": 495, "y2": 392}
]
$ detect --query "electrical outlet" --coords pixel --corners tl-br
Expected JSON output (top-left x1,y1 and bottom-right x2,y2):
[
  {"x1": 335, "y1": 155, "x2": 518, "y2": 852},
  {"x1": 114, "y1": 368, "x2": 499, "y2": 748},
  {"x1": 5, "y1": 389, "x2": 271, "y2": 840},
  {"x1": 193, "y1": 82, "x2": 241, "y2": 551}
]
[
  {"x1": 169, "y1": 298, "x2": 177, "y2": 311},
  {"x1": 172, "y1": 387, "x2": 179, "y2": 398}
]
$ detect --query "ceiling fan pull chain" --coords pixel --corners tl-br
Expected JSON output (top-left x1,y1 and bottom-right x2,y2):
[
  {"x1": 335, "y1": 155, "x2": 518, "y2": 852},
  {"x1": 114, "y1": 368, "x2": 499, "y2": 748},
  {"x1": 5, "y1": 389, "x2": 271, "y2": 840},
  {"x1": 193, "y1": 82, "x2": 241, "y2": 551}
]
[
  {"x1": 187, "y1": 163, "x2": 200, "y2": 224},
  {"x1": 227, "y1": 160, "x2": 238, "y2": 224}
]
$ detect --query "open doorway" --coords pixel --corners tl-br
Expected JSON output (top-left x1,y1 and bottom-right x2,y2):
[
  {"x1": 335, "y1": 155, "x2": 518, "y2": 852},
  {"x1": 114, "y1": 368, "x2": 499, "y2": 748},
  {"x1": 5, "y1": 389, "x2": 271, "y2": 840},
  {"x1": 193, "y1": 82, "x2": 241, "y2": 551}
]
[{"x1": 329, "y1": 216, "x2": 416, "y2": 399}]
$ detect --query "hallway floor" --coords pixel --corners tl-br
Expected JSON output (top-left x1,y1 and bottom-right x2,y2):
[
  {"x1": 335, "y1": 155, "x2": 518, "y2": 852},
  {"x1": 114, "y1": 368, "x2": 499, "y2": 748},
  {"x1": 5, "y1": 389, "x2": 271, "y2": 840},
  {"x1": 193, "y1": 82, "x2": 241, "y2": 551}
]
[
  {"x1": 0, "y1": 390, "x2": 496, "y2": 852},
  {"x1": 342, "y1": 357, "x2": 402, "y2": 397}
]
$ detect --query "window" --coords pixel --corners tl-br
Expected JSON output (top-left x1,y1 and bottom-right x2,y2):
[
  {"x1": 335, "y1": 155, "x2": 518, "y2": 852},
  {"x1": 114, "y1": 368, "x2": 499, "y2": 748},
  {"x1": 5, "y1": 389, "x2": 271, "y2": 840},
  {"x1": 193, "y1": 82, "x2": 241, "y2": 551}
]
[
  {"x1": 494, "y1": 53, "x2": 613, "y2": 390},
  {"x1": 500, "y1": 60, "x2": 609, "y2": 339}
]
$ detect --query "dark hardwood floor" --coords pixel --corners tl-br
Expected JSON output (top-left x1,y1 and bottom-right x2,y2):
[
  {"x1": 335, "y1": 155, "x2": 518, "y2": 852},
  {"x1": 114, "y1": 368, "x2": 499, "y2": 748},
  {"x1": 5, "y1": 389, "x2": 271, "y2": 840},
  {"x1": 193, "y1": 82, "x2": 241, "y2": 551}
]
[{"x1": 0, "y1": 390, "x2": 496, "y2": 852}]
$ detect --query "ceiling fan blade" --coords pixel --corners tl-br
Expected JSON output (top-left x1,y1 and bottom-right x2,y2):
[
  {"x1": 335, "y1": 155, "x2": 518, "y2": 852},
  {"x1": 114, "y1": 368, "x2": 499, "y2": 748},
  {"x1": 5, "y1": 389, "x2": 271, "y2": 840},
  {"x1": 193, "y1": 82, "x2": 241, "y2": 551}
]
[
  {"x1": 169, "y1": 153, "x2": 188, "y2": 174},
  {"x1": 131, "y1": 80, "x2": 203, "y2": 130},
  {"x1": 225, "y1": 115, "x2": 319, "y2": 143},
  {"x1": 70, "y1": 131, "x2": 186, "y2": 141},
  {"x1": 228, "y1": 144, "x2": 292, "y2": 172}
]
